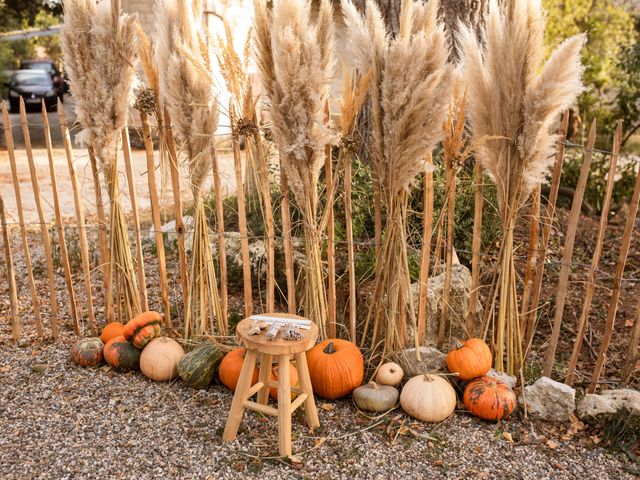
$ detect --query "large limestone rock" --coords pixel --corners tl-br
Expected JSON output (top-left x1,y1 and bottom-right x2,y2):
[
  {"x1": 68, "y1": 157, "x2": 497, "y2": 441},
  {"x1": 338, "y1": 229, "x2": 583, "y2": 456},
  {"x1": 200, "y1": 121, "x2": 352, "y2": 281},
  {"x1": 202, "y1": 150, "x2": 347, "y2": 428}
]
[
  {"x1": 486, "y1": 368, "x2": 517, "y2": 389},
  {"x1": 577, "y1": 389, "x2": 640, "y2": 419},
  {"x1": 392, "y1": 346, "x2": 446, "y2": 377},
  {"x1": 523, "y1": 376, "x2": 576, "y2": 422}
]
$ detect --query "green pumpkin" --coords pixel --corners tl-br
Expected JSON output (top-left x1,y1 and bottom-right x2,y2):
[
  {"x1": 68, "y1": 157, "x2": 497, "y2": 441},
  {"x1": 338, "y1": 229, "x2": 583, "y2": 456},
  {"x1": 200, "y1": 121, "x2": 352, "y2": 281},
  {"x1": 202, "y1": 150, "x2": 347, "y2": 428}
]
[{"x1": 178, "y1": 342, "x2": 223, "y2": 389}]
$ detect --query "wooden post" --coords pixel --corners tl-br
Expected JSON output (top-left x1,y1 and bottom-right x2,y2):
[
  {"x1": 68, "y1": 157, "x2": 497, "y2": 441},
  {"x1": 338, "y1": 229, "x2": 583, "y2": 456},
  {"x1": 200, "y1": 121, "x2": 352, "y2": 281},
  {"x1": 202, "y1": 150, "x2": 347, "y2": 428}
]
[
  {"x1": 252, "y1": 126, "x2": 275, "y2": 312},
  {"x1": 588, "y1": 158, "x2": 640, "y2": 393},
  {"x1": 42, "y1": 102, "x2": 80, "y2": 335},
  {"x1": 524, "y1": 111, "x2": 569, "y2": 352},
  {"x1": 58, "y1": 100, "x2": 97, "y2": 332},
  {"x1": 542, "y1": 119, "x2": 597, "y2": 378},
  {"x1": 230, "y1": 106, "x2": 253, "y2": 317},
  {"x1": 122, "y1": 128, "x2": 149, "y2": 311},
  {"x1": 417, "y1": 156, "x2": 434, "y2": 344},
  {"x1": 621, "y1": 296, "x2": 640, "y2": 387},
  {"x1": 344, "y1": 150, "x2": 357, "y2": 342},
  {"x1": 164, "y1": 107, "x2": 189, "y2": 306},
  {"x1": 438, "y1": 160, "x2": 456, "y2": 347},
  {"x1": 467, "y1": 160, "x2": 483, "y2": 337},
  {"x1": 1, "y1": 101, "x2": 43, "y2": 336},
  {"x1": 565, "y1": 122, "x2": 621, "y2": 386},
  {"x1": 211, "y1": 143, "x2": 228, "y2": 323},
  {"x1": 0, "y1": 193, "x2": 20, "y2": 341},
  {"x1": 19, "y1": 98, "x2": 59, "y2": 338},
  {"x1": 140, "y1": 111, "x2": 171, "y2": 328},
  {"x1": 325, "y1": 103, "x2": 336, "y2": 338}
]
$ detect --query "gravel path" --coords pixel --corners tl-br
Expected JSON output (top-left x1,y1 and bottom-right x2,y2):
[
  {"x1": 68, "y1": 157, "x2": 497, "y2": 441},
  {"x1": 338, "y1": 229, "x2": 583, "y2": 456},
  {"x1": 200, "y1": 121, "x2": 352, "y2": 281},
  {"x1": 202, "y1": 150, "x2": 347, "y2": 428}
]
[{"x1": 0, "y1": 335, "x2": 636, "y2": 480}]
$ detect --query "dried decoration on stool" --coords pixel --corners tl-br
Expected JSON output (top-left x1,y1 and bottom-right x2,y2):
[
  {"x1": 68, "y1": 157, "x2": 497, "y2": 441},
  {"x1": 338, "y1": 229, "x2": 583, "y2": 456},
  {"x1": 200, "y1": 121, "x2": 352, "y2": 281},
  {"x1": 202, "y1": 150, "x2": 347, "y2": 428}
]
[
  {"x1": 248, "y1": 320, "x2": 262, "y2": 336},
  {"x1": 283, "y1": 322, "x2": 303, "y2": 341},
  {"x1": 266, "y1": 322, "x2": 282, "y2": 341}
]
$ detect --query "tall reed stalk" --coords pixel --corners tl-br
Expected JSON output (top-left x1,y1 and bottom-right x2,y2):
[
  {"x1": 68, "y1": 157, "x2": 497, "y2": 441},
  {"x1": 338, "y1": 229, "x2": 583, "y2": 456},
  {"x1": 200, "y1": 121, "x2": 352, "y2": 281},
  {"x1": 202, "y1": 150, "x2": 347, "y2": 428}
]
[
  {"x1": 344, "y1": 0, "x2": 453, "y2": 357},
  {"x1": 459, "y1": 0, "x2": 585, "y2": 375}
]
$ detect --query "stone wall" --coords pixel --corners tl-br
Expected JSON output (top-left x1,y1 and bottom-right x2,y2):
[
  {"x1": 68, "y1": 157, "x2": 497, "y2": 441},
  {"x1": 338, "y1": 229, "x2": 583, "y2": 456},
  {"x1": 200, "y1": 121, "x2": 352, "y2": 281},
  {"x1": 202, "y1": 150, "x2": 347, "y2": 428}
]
[{"x1": 121, "y1": 0, "x2": 155, "y2": 34}]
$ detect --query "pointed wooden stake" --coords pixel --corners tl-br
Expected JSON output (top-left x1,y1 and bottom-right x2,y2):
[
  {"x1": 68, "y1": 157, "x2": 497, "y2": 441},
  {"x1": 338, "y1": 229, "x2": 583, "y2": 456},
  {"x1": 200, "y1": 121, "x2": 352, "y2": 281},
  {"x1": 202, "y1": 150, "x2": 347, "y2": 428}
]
[
  {"x1": 417, "y1": 155, "x2": 434, "y2": 344},
  {"x1": 42, "y1": 102, "x2": 80, "y2": 335},
  {"x1": 543, "y1": 119, "x2": 597, "y2": 378},
  {"x1": 211, "y1": 142, "x2": 228, "y2": 324},
  {"x1": 566, "y1": 121, "x2": 622, "y2": 386},
  {"x1": 621, "y1": 296, "x2": 640, "y2": 387},
  {"x1": 122, "y1": 128, "x2": 149, "y2": 311},
  {"x1": 438, "y1": 159, "x2": 457, "y2": 347},
  {"x1": 588, "y1": 155, "x2": 640, "y2": 392},
  {"x1": 19, "y1": 97, "x2": 58, "y2": 337},
  {"x1": 140, "y1": 111, "x2": 171, "y2": 328},
  {"x1": 0, "y1": 192, "x2": 20, "y2": 341},
  {"x1": 467, "y1": 160, "x2": 483, "y2": 337},
  {"x1": 2, "y1": 101, "x2": 43, "y2": 336},
  {"x1": 58, "y1": 99, "x2": 97, "y2": 333}
]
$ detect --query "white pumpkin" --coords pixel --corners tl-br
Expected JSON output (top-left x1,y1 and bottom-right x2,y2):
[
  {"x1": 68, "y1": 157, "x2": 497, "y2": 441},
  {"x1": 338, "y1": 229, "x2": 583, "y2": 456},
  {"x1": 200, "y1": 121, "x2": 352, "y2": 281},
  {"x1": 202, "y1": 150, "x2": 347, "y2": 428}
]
[
  {"x1": 140, "y1": 337, "x2": 185, "y2": 381},
  {"x1": 400, "y1": 374, "x2": 456, "y2": 422},
  {"x1": 375, "y1": 362, "x2": 404, "y2": 386}
]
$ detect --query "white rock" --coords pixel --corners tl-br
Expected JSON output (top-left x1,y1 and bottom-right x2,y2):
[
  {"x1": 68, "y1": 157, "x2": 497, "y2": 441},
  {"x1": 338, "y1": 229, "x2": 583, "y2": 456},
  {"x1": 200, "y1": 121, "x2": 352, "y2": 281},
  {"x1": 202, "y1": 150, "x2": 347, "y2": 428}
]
[
  {"x1": 524, "y1": 376, "x2": 576, "y2": 422},
  {"x1": 486, "y1": 368, "x2": 517, "y2": 389},
  {"x1": 392, "y1": 346, "x2": 446, "y2": 377},
  {"x1": 150, "y1": 216, "x2": 195, "y2": 251},
  {"x1": 577, "y1": 389, "x2": 640, "y2": 419}
]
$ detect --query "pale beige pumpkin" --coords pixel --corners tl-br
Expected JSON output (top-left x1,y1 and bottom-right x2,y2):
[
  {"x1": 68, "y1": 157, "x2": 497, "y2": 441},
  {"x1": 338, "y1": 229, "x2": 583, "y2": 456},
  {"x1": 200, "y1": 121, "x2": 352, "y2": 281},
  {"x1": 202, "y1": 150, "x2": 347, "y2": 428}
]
[
  {"x1": 140, "y1": 337, "x2": 185, "y2": 382},
  {"x1": 400, "y1": 374, "x2": 456, "y2": 422},
  {"x1": 375, "y1": 362, "x2": 404, "y2": 386}
]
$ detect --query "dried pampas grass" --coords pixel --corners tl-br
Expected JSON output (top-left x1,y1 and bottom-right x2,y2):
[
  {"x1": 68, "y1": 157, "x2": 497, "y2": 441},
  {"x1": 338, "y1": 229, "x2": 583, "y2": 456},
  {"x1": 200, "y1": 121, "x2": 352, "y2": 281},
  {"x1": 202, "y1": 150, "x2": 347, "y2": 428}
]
[
  {"x1": 156, "y1": 0, "x2": 224, "y2": 338},
  {"x1": 254, "y1": 0, "x2": 335, "y2": 338},
  {"x1": 344, "y1": 0, "x2": 454, "y2": 357},
  {"x1": 458, "y1": 0, "x2": 585, "y2": 375},
  {"x1": 61, "y1": 0, "x2": 141, "y2": 322}
]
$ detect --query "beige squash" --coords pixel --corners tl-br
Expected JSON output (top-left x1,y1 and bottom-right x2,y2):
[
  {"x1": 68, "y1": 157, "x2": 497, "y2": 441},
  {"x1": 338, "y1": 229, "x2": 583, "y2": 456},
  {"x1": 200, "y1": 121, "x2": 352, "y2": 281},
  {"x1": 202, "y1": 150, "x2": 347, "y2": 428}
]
[
  {"x1": 400, "y1": 374, "x2": 456, "y2": 422},
  {"x1": 140, "y1": 337, "x2": 185, "y2": 382},
  {"x1": 375, "y1": 362, "x2": 404, "y2": 386},
  {"x1": 353, "y1": 382, "x2": 399, "y2": 412}
]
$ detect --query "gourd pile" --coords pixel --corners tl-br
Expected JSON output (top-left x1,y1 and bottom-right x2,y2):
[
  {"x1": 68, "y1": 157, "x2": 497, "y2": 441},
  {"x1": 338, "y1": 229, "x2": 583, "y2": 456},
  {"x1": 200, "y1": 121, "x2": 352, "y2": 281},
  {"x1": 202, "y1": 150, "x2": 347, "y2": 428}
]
[{"x1": 72, "y1": 329, "x2": 515, "y2": 423}]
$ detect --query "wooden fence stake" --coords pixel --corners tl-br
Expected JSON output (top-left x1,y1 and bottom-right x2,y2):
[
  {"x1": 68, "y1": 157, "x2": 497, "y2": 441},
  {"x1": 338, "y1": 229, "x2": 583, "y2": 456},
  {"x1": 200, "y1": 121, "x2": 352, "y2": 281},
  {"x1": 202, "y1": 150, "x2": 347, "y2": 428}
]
[
  {"x1": 58, "y1": 100, "x2": 97, "y2": 332},
  {"x1": 164, "y1": 108, "x2": 189, "y2": 306},
  {"x1": 229, "y1": 106, "x2": 253, "y2": 317},
  {"x1": 438, "y1": 161, "x2": 457, "y2": 347},
  {"x1": 140, "y1": 111, "x2": 171, "y2": 328},
  {"x1": 325, "y1": 103, "x2": 336, "y2": 338},
  {"x1": 211, "y1": 143, "x2": 228, "y2": 323},
  {"x1": 0, "y1": 193, "x2": 20, "y2": 341},
  {"x1": 565, "y1": 121, "x2": 622, "y2": 386},
  {"x1": 417, "y1": 156, "x2": 434, "y2": 344},
  {"x1": 19, "y1": 98, "x2": 59, "y2": 337},
  {"x1": 344, "y1": 150, "x2": 356, "y2": 341},
  {"x1": 621, "y1": 296, "x2": 640, "y2": 387},
  {"x1": 42, "y1": 103, "x2": 81, "y2": 334},
  {"x1": 1, "y1": 101, "x2": 43, "y2": 336},
  {"x1": 467, "y1": 160, "x2": 483, "y2": 336},
  {"x1": 542, "y1": 119, "x2": 597, "y2": 377},
  {"x1": 122, "y1": 128, "x2": 149, "y2": 311},
  {"x1": 252, "y1": 126, "x2": 275, "y2": 312},
  {"x1": 524, "y1": 111, "x2": 569, "y2": 352},
  {"x1": 588, "y1": 156, "x2": 640, "y2": 392}
]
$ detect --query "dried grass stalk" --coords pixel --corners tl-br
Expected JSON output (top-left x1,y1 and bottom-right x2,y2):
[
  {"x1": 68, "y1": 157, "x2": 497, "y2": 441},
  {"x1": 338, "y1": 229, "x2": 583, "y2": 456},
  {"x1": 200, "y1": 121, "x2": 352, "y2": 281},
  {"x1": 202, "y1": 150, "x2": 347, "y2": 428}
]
[
  {"x1": 344, "y1": 0, "x2": 454, "y2": 356},
  {"x1": 459, "y1": 0, "x2": 585, "y2": 375},
  {"x1": 254, "y1": 0, "x2": 335, "y2": 337}
]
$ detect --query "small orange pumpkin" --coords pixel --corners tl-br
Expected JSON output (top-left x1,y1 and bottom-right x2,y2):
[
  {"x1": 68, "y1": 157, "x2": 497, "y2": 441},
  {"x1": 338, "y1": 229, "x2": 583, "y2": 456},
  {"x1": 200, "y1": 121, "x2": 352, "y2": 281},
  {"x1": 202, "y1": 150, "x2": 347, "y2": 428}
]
[
  {"x1": 446, "y1": 338, "x2": 492, "y2": 380},
  {"x1": 100, "y1": 322, "x2": 124, "y2": 344},
  {"x1": 269, "y1": 363, "x2": 299, "y2": 399},
  {"x1": 306, "y1": 339, "x2": 364, "y2": 399},
  {"x1": 463, "y1": 376, "x2": 517, "y2": 421},
  {"x1": 122, "y1": 311, "x2": 163, "y2": 349},
  {"x1": 219, "y1": 348, "x2": 258, "y2": 391}
]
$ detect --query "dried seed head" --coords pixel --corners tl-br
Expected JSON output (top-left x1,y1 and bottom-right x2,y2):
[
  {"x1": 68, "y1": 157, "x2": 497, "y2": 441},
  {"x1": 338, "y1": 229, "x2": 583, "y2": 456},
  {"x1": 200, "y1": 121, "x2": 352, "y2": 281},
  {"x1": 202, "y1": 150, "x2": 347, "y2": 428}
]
[{"x1": 134, "y1": 87, "x2": 157, "y2": 115}]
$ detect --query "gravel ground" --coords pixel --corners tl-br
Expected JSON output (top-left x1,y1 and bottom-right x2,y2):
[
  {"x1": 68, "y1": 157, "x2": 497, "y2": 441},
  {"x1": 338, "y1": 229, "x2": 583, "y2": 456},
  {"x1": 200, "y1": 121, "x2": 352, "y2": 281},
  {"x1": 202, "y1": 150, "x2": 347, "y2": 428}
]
[{"x1": 0, "y1": 334, "x2": 637, "y2": 480}]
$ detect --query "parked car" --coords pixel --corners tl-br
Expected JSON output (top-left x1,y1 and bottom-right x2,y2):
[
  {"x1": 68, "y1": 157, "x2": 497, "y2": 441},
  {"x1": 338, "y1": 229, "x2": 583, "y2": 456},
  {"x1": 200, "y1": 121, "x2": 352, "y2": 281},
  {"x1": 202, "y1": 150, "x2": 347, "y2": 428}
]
[
  {"x1": 5, "y1": 70, "x2": 63, "y2": 112},
  {"x1": 19, "y1": 60, "x2": 66, "y2": 91}
]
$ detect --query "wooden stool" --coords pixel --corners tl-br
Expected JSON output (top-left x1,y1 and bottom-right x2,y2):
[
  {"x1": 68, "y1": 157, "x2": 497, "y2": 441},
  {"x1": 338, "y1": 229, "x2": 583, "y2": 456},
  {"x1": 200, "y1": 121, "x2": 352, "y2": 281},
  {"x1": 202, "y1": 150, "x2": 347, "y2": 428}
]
[{"x1": 222, "y1": 314, "x2": 320, "y2": 456}]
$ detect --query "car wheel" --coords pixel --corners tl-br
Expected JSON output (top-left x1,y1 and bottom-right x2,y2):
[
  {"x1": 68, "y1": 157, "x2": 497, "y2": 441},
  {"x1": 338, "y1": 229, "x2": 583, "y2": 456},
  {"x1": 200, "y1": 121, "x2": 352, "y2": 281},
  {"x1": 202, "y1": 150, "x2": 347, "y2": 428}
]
[{"x1": 9, "y1": 99, "x2": 19, "y2": 113}]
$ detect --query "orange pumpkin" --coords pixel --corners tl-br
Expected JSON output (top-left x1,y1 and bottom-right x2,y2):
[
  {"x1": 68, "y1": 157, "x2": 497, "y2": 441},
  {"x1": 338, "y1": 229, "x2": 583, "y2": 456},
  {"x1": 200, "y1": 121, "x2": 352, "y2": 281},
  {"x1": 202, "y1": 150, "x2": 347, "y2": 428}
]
[
  {"x1": 219, "y1": 348, "x2": 258, "y2": 391},
  {"x1": 446, "y1": 338, "x2": 492, "y2": 380},
  {"x1": 104, "y1": 336, "x2": 141, "y2": 371},
  {"x1": 306, "y1": 339, "x2": 364, "y2": 399},
  {"x1": 269, "y1": 363, "x2": 299, "y2": 399},
  {"x1": 463, "y1": 376, "x2": 517, "y2": 421},
  {"x1": 100, "y1": 322, "x2": 124, "y2": 344},
  {"x1": 122, "y1": 311, "x2": 163, "y2": 349}
]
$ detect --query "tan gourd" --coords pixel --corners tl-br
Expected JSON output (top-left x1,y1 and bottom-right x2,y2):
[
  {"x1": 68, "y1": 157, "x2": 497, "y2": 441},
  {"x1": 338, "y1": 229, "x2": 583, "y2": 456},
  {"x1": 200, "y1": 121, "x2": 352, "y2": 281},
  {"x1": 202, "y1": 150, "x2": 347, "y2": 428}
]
[
  {"x1": 375, "y1": 362, "x2": 404, "y2": 386},
  {"x1": 400, "y1": 374, "x2": 456, "y2": 422},
  {"x1": 140, "y1": 337, "x2": 185, "y2": 382}
]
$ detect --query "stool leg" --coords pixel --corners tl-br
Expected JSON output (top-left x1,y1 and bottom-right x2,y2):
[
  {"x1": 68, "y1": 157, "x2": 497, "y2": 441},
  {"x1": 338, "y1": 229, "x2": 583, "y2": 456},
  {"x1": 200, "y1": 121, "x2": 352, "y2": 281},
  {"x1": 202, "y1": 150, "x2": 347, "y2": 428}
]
[
  {"x1": 277, "y1": 354, "x2": 292, "y2": 457},
  {"x1": 295, "y1": 352, "x2": 320, "y2": 430},
  {"x1": 257, "y1": 353, "x2": 272, "y2": 405},
  {"x1": 223, "y1": 350, "x2": 257, "y2": 442}
]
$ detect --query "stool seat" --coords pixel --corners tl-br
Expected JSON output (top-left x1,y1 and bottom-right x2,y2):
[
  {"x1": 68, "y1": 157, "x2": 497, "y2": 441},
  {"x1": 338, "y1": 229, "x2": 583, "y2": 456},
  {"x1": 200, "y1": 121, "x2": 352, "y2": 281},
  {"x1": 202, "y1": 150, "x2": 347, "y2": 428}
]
[
  {"x1": 235, "y1": 313, "x2": 318, "y2": 355},
  {"x1": 222, "y1": 314, "x2": 320, "y2": 457}
]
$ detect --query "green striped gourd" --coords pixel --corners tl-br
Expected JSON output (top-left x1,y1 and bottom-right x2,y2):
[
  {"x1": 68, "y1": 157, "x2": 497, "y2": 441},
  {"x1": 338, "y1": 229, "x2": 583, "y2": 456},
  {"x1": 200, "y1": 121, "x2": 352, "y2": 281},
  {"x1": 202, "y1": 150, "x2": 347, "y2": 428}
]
[{"x1": 178, "y1": 342, "x2": 223, "y2": 389}]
